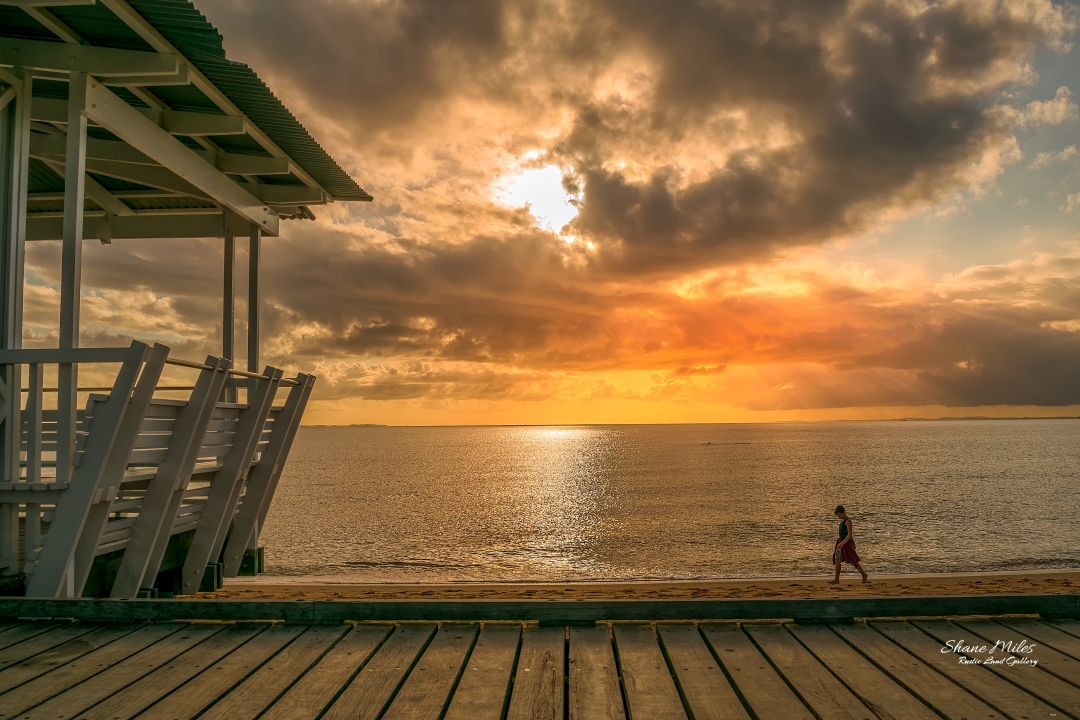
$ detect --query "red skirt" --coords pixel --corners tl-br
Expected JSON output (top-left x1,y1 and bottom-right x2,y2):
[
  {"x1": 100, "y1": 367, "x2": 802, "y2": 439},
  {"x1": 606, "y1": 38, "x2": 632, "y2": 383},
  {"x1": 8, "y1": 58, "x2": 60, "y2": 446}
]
[{"x1": 834, "y1": 539, "x2": 860, "y2": 565}]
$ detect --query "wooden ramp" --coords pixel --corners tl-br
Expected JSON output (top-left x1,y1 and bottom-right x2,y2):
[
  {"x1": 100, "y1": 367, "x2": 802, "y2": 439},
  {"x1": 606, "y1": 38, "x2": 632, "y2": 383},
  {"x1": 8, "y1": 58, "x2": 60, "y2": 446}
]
[{"x1": 0, "y1": 617, "x2": 1078, "y2": 719}]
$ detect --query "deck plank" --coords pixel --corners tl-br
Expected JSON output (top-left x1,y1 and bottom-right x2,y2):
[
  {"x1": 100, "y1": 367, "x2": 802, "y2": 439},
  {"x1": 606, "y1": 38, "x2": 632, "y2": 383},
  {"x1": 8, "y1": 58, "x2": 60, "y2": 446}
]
[
  {"x1": 787, "y1": 624, "x2": 937, "y2": 720},
  {"x1": 0, "y1": 623, "x2": 101, "y2": 673},
  {"x1": 744, "y1": 623, "x2": 873, "y2": 720},
  {"x1": 656, "y1": 624, "x2": 749, "y2": 720},
  {"x1": 72, "y1": 623, "x2": 265, "y2": 720},
  {"x1": 0, "y1": 622, "x2": 63, "y2": 652},
  {"x1": 999, "y1": 619, "x2": 1080, "y2": 661},
  {"x1": 833, "y1": 622, "x2": 1000, "y2": 720},
  {"x1": 322, "y1": 624, "x2": 436, "y2": 720},
  {"x1": 136, "y1": 624, "x2": 305, "y2": 720},
  {"x1": 194, "y1": 625, "x2": 348, "y2": 720},
  {"x1": 957, "y1": 619, "x2": 1080, "y2": 686},
  {"x1": 916, "y1": 619, "x2": 1080, "y2": 717},
  {"x1": 444, "y1": 624, "x2": 521, "y2": 720},
  {"x1": 258, "y1": 625, "x2": 392, "y2": 720},
  {"x1": 0, "y1": 625, "x2": 136, "y2": 695},
  {"x1": 1047, "y1": 619, "x2": 1080, "y2": 641},
  {"x1": 15, "y1": 623, "x2": 217, "y2": 720},
  {"x1": 613, "y1": 624, "x2": 686, "y2": 720},
  {"x1": 873, "y1": 621, "x2": 1061, "y2": 720},
  {"x1": 506, "y1": 625, "x2": 565, "y2": 720},
  {"x1": 568, "y1": 626, "x2": 625, "y2": 720},
  {"x1": 383, "y1": 624, "x2": 478, "y2": 720},
  {"x1": 0, "y1": 624, "x2": 181, "y2": 720},
  {"x1": 700, "y1": 623, "x2": 811, "y2": 720}
]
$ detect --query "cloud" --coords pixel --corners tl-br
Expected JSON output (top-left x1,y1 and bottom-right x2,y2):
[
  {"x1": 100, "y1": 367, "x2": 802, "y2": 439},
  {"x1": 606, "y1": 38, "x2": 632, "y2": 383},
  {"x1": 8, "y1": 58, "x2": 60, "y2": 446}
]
[
  {"x1": 1017, "y1": 85, "x2": 1078, "y2": 127},
  {"x1": 19, "y1": 0, "x2": 1080, "y2": 421},
  {"x1": 1031, "y1": 144, "x2": 1078, "y2": 168},
  {"x1": 196, "y1": 0, "x2": 1076, "y2": 274}
]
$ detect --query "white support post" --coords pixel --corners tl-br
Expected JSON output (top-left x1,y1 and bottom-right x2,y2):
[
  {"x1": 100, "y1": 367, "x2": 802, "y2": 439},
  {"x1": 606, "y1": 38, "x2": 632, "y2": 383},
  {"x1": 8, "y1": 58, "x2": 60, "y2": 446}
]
[
  {"x1": 111, "y1": 355, "x2": 230, "y2": 598},
  {"x1": 56, "y1": 71, "x2": 88, "y2": 486},
  {"x1": 25, "y1": 341, "x2": 148, "y2": 598},
  {"x1": 180, "y1": 366, "x2": 282, "y2": 595},
  {"x1": 223, "y1": 219, "x2": 235, "y2": 403},
  {"x1": 0, "y1": 69, "x2": 31, "y2": 576},
  {"x1": 247, "y1": 225, "x2": 260, "y2": 399},
  {"x1": 222, "y1": 373, "x2": 315, "y2": 576},
  {"x1": 0, "y1": 68, "x2": 31, "y2": 491},
  {"x1": 71, "y1": 343, "x2": 168, "y2": 596}
]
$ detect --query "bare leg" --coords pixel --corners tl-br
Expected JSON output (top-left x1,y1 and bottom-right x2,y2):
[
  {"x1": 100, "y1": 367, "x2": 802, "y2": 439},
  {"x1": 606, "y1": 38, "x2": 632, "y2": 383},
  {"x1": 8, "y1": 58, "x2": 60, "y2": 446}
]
[
  {"x1": 829, "y1": 559, "x2": 841, "y2": 583},
  {"x1": 855, "y1": 561, "x2": 868, "y2": 582}
]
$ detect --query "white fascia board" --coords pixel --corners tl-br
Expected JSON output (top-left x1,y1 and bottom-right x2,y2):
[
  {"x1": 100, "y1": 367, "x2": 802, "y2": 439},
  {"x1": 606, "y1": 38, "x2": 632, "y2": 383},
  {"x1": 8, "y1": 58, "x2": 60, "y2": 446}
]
[
  {"x1": 97, "y1": 0, "x2": 326, "y2": 193},
  {"x1": 81, "y1": 77, "x2": 278, "y2": 234},
  {"x1": 0, "y1": 38, "x2": 179, "y2": 77}
]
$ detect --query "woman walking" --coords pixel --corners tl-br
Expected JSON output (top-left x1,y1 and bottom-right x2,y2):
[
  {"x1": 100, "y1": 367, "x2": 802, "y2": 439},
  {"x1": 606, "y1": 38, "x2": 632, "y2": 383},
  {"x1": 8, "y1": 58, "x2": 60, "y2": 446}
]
[{"x1": 829, "y1": 505, "x2": 868, "y2": 583}]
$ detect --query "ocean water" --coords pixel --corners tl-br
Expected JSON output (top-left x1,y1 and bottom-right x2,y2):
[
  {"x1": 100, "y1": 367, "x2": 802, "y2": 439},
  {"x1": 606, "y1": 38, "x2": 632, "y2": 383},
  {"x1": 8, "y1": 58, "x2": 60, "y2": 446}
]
[{"x1": 259, "y1": 420, "x2": 1080, "y2": 582}]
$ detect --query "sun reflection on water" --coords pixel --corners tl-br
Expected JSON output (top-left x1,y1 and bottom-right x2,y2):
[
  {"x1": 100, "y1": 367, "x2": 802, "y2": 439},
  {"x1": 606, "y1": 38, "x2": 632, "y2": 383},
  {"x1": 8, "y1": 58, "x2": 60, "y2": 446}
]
[{"x1": 263, "y1": 421, "x2": 1080, "y2": 582}]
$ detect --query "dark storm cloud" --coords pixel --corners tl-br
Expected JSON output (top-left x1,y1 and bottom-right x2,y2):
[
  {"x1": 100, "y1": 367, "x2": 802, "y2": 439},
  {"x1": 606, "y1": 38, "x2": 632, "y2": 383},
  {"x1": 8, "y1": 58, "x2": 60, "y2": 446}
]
[
  {"x1": 205, "y1": 0, "x2": 512, "y2": 132},
  {"x1": 559, "y1": 0, "x2": 1069, "y2": 273},
  {"x1": 204, "y1": 0, "x2": 1073, "y2": 274},
  {"x1": 865, "y1": 312, "x2": 1080, "y2": 406}
]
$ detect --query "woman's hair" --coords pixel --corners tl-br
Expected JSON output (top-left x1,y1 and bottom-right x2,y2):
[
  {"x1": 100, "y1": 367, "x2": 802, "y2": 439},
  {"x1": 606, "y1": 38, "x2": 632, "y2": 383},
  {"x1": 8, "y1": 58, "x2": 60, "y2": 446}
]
[{"x1": 834, "y1": 505, "x2": 846, "y2": 515}]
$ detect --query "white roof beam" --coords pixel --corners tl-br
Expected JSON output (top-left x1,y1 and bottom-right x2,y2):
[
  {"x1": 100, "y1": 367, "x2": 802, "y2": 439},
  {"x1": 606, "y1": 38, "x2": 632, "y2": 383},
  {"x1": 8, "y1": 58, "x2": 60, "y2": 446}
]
[
  {"x1": 0, "y1": 1, "x2": 98, "y2": 6},
  {"x1": 32, "y1": 96, "x2": 246, "y2": 135},
  {"x1": 0, "y1": 83, "x2": 14, "y2": 113},
  {"x1": 80, "y1": 157, "x2": 209, "y2": 198},
  {"x1": 103, "y1": 63, "x2": 189, "y2": 87},
  {"x1": 97, "y1": 0, "x2": 325, "y2": 192},
  {"x1": 21, "y1": 6, "x2": 85, "y2": 45},
  {"x1": 41, "y1": 158, "x2": 134, "y2": 216},
  {"x1": 29, "y1": 189, "x2": 182, "y2": 200},
  {"x1": 31, "y1": 132, "x2": 292, "y2": 174},
  {"x1": 80, "y1": 76, "x2": 278, "y2": 234},
  {"x1": 244, "y1": 185, "x2": 326, "y2": 205},
  {"x1": 27, "y1": 212, "x2": 227, "y2": 241},
  {"x1": 0, "y1": 38, "x2": 179, "y2": 77}
]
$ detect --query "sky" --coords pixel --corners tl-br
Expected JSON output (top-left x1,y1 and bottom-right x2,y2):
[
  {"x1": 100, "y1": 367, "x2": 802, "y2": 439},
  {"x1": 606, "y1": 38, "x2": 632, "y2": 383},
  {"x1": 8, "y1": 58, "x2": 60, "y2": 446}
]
[{"x1": 22, "y1": 0, "x2": 1080, "y2": 425}]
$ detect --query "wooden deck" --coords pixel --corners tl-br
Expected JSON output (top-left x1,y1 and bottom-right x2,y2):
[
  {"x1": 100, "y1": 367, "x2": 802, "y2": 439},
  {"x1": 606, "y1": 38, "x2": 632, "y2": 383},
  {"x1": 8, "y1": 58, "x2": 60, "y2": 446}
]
[{"x1": 1, "y1": 617, "x2": 1079, "y2": 719}]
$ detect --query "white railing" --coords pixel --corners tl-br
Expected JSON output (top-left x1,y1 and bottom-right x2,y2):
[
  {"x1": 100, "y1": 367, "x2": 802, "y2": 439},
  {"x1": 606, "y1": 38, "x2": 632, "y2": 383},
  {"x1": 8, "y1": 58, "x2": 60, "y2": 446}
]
[{"x1": 0, "y1": 340, "x2": 314, "y2": 598}]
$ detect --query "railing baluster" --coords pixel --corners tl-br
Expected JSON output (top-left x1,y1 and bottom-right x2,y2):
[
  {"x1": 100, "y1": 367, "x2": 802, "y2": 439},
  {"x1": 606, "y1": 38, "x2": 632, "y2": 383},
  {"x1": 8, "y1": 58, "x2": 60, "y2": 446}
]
[
  {"x1": 25, "y1": 363, "x2": 42, "y2": 484},
  {"x1": 55, "y1": 362, "x2": 77, "y2": 485}
]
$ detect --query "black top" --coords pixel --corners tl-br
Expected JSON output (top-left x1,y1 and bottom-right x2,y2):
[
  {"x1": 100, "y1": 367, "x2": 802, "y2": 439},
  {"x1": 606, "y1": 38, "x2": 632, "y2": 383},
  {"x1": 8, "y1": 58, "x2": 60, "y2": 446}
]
[{"x1": 838, "y1": 520, "x2": 849, "y2": 540}]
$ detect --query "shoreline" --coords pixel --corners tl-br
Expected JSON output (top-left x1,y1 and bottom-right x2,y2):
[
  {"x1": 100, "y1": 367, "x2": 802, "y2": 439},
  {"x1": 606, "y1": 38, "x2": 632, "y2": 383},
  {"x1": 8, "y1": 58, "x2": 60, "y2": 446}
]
[{"x1": 208, "y1": 568, "x2": 1080, "y2": 601}]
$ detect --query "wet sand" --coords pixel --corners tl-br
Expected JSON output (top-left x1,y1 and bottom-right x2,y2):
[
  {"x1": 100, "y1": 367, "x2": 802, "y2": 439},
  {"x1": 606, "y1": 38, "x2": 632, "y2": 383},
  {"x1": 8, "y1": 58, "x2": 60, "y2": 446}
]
[{"x1": 205, "y1": 568, "x2": 1080, "y2": 600}]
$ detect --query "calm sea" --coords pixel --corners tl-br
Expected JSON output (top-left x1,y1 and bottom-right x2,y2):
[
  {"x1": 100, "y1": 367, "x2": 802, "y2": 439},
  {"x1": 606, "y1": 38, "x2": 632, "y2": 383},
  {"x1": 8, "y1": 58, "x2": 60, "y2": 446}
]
[{"x1": 259, "y1": 420, "x2": 1080, "y2": 582}]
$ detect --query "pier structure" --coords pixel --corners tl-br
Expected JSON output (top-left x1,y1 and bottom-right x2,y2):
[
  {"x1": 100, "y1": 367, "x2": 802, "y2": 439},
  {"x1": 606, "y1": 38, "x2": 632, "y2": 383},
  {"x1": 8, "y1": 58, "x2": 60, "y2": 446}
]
[{"x1": 0, "y1": 0, "x2": 369, "y2": 598}]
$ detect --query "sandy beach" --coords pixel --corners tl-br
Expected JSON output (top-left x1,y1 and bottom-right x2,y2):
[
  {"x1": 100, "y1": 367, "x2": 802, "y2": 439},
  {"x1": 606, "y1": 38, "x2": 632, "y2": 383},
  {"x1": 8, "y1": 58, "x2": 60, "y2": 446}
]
[{"x1": 204, "y1": 568, "x2": 1080, "y2": 601}]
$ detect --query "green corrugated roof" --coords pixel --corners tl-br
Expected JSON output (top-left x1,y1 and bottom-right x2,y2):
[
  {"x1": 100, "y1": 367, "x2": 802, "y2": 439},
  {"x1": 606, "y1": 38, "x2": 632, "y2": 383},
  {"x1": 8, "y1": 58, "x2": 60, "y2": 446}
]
[{"x1": 0, "y1": 0, "x2": 371, "y2": 202}]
